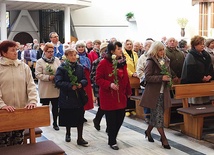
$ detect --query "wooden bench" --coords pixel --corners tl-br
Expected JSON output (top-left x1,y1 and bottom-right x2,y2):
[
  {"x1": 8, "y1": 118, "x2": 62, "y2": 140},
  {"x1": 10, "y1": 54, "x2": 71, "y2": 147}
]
[
  {"x1": 174, "y1": 82, "x2": 214, "y2": 140},
  {"x1": 130, "y1": 95, "x2": 183, "y2": 127},
  {"x1": 177, "y1": 105, "x2": 214, "y2": 140},
  {"x1": 0, "y1": 106, "x2": 65, "y2": 155},
  {"x1": 24, "y1": 128, "x2": 43, "y2": 144}
]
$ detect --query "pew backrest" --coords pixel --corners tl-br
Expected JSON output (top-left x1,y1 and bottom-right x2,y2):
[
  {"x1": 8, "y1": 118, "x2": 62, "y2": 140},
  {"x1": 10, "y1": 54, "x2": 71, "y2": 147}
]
[
  {"x1": 0, "y1": 106, "x2": 50, "y2": 143},
  {"x1": 173, "y1": 82, "x2": 214, "y2": 107}
]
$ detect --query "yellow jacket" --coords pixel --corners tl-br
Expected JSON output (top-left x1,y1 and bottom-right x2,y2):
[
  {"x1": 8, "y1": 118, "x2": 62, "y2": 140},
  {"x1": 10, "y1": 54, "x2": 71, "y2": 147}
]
[{"x1": 123, "y1": 50, "x2": 138, "y2": 77}]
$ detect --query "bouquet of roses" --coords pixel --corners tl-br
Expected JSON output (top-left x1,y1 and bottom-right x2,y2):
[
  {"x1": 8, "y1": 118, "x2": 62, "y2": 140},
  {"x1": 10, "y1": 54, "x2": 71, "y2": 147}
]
[
  {"x1": 45, "y1": 63, "x2": 54, "y2": 75},
  {"x1": 159, "y1": 59, "x2": 172, "y2": 87},
  {"x1": 109, "y1": 54, "x2": 120, "y2": 102}
]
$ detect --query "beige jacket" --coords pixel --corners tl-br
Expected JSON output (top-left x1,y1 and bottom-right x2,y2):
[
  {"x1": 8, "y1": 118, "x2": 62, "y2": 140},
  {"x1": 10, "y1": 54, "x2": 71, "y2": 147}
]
[
  {"x1": 35, "y1": 58, "x2": 61, "y2": 99},
  {"x1": 0, "y1": 57, "x2": 37, "y2": 108}
]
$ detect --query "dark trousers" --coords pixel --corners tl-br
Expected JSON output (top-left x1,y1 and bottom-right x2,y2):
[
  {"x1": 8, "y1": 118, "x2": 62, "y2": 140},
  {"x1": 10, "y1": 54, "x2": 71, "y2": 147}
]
[
  {"x1": 40, "y1": 98, "x2": 59, "y2": 126},
  {"x1": 105, "y1": 108, "x2": 125, "y2": 145},
  {"x1": 94, "y1": 97, "x2": 105, "y2": 124}
]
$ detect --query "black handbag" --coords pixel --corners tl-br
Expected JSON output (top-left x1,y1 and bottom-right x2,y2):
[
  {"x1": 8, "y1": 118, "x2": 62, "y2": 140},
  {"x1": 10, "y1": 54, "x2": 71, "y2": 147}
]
[{"x1": 78, "y1": 88, "x2": 88, "y2": 106}]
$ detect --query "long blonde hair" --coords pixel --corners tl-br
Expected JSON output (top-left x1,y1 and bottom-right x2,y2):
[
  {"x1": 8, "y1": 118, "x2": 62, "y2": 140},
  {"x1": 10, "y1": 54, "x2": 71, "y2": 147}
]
[{"x1": 147, "y1": 41, "x2": 166, "y2": 59}]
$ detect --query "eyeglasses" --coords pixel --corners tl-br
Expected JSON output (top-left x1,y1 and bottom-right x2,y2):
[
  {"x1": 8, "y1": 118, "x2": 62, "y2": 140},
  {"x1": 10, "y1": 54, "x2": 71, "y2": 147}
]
[
  {"x1": 46, "y1": 51, "x2": 54, "y2": 54},
  {"x1": 51, "y1": 36, "x2": 58, "y2": 38}
]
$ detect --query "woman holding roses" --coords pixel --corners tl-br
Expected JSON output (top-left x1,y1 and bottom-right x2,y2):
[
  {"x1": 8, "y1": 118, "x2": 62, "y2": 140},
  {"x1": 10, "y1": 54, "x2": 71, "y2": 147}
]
[
  {"x1": 96, "y1": 42, "x2": 132, "y2": 150},
  {"x1": 35, "y1": 43, "x2": 61, "y2": 130},
  {"x1": 139, "y1": 41, "x2": 172, "y2": 149},
  {"x1": 55, "y1": 48, "x2": 89, "y2": 146}
]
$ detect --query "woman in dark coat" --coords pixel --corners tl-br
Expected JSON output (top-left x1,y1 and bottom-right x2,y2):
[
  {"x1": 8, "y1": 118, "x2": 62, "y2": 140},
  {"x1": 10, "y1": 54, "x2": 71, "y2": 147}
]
[
  {"x1": 139, "y1": 41, "x2": 172, "y2": 149},
  {"x1": 181, "y1": 35, "x2": 213, "y2": 105},
  {"x1": 55, "y1": 48, "x2": 88, "y2": 146}
]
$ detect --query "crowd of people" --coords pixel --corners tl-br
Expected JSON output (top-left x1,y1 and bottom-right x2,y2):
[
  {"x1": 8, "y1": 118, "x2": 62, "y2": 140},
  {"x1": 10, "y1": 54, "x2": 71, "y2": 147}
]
[{"x1": 0, "y1": 33, "x2": 214, "y2": 150}]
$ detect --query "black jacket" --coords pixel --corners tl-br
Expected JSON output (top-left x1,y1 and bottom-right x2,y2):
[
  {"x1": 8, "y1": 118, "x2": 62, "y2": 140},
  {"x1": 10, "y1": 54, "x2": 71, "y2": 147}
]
[
  {"x1": 181, "y1": 48, "x2": 214, "y2": 84},
  {"x1": 55, "y1": 61, "x2": 88, "y2": 109}
]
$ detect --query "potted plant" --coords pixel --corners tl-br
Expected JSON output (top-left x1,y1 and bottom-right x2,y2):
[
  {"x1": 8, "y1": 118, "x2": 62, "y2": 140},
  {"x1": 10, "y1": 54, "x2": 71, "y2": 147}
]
[
  {"x1": 177, "y1": 18, "x2": 188, "y2": 37},
  {"x1": 177, "y1": 18, "x2": 188, "y2": 28},
  {"x1": 126, "y1": 12, "x2": 134, "y2": 21}
]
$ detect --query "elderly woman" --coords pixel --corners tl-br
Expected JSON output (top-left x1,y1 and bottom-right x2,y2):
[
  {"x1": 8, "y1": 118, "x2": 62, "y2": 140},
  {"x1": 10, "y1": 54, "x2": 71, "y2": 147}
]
[
  {"x1": 0, "y1": 40, "x2": 37, "y2": 147},
  {"x1": 139, "y1": 41, "x2": 171, "y2": 149},
  {"x1": 75, "y1": 41, "x2": 94, "y2": 121},
  {"x1": 35, "y1": 42, "x2": 61, "y2": 130},
  {"x1": 55, "y1": 48, "x2": 88, "y2": 146},
  {"x1": 181, "y1": 35, "x2": 213, "y2": 105}
]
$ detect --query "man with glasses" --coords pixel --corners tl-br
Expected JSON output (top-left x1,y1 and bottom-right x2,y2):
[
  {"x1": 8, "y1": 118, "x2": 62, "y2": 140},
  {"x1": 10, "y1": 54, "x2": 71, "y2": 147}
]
[{"x1": 49, "y1": 32, "x2": 64, "y2": 60}]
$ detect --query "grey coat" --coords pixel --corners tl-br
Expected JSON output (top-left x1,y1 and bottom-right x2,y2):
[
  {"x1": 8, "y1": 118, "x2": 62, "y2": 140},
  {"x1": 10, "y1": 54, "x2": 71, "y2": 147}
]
[{"x1": 139, "y1": 56, "x2": 172, "y2": 110}]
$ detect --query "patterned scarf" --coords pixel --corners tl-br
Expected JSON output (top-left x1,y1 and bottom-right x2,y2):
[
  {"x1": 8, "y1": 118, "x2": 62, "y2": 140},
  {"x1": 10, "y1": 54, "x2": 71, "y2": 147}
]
[
  {"x1": 42, "y1": 54, "x2": 55, "y2": 63},
  {"x1": 117, "y1": 56, "x2": 127, "y2": 68},
  {"x1": 78, "y1": 51, "x2": 91, "y2": 70}
]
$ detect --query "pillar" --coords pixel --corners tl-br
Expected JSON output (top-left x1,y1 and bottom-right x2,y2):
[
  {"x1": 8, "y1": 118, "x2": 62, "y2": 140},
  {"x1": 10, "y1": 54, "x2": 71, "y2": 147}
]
[
  {"x1": 0, "y1": 3, "x2": 7, "y2": 40},
  {"x1": 64, "y1": 7, "x2": 71, "y2": 44}
]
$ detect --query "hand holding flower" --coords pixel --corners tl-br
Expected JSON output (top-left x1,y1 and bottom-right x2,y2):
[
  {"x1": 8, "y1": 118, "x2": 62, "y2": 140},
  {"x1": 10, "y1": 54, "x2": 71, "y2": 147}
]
[
  {"x1": 162, "y1": 75, "x2": 171, "y2": 82},
  {"x1": 110, "y1": 83, "x2": 119, "y2": 90}
]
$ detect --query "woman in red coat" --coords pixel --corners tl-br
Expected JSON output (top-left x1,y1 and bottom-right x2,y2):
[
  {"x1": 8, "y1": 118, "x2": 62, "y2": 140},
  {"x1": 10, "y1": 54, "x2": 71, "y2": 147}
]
[
  {"x1": 96, "y1": 41, "x2": 132, "y2": 150},
  {"x1": 76, "y1": 41, "x2": 94, "y2": 122}
]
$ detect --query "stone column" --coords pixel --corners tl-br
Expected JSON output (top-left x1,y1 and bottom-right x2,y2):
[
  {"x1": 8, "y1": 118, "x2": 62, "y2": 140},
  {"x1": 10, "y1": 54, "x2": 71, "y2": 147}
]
[
  {"x1": 0, "y1": 3, "x2": 7, "y2": 40},
  {"x1": 64, "y1": 6, "x2": 71, "y2": 44}
]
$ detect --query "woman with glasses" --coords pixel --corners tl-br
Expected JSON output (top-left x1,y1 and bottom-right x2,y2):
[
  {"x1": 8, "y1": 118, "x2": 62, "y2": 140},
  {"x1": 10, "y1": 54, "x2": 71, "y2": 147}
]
[
  {"x1": 181, "y1": 35, "x2": 213, "y2": 105},
  {"x1": 35, "y1": 42, "x2": 61, "y2": 130}
]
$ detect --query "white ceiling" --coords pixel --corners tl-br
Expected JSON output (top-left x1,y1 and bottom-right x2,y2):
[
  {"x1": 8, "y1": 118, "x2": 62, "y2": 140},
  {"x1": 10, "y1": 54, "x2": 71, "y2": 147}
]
[{"x1": 0, "y1": 0, "x2": 91, "y2": 11}]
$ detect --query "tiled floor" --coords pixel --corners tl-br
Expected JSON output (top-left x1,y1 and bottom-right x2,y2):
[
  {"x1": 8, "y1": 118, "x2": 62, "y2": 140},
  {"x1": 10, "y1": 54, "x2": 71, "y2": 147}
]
[{"x1": 39, "y1": 106, "x2": 214, "y2": 155}]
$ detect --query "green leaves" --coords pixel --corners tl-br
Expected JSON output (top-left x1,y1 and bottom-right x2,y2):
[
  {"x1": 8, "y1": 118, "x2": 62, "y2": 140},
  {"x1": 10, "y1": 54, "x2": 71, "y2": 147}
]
[
  {"x1": 45, "y1": 63, "x2": 54, "y2": 75},
  {"x1": 64, "y1": 60, "x2": 79, "y2": 86},
  {"x1": 159, "y1": 61, "x2": 172, "y2": 87}
]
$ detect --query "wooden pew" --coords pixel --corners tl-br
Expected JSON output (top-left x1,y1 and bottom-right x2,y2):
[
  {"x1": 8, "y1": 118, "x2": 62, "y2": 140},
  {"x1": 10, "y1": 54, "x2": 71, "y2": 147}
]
[
  {"x1": 174, "y1": 82, "x2": 214, "y2": 140},
  {"x1": 0, "y1": 106, "x2": 65, "y2": 155},
  {"x1": 130, "y1": 95, "x2": 183, "y2": 127},
  {"x1": 129, "y1": 77, "x2": 143, "y2": 118}
]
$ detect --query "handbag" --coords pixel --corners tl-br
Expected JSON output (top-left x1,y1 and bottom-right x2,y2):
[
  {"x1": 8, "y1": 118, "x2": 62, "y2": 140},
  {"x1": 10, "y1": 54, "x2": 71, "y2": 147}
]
[{"x1": 78, "y1": 88, "x2": 88, "y2": 106}]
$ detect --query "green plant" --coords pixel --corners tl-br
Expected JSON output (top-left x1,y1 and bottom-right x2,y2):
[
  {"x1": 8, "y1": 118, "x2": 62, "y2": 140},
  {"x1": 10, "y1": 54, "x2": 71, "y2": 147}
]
[
  {"x1": 126, "y1": 12, "x2": 134, "y2": 20},
  {"x1": 177, "y1": 18, "x2": 188, "y2": 28}
]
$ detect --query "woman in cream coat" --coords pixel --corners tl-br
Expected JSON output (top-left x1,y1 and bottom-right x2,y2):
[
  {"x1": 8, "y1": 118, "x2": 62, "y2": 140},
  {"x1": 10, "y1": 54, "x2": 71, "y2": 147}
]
[
  {"x1": 0, "y1": 40, "x2": 37, "y2": 147},
  {"x1": 35, "y1": 43, "x2": 61, "y2": 130}
]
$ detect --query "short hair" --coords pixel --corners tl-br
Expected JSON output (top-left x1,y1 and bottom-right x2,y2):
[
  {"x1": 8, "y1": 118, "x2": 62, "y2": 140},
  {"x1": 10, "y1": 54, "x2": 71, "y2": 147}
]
[
  {"x1": 33, "y1": 44, "x2": 39, "y2": 50},
  {"x1": 106, "y1": 41, "x2": 122, "y2": 60},
  {"x1": 75, "y1": 40, "x2": 86, "y2": 48},
  {"x1": 190, "y1": 35, "x2": 205, "y2": 48},
  {"x1": 49, "y1": 32, "x2": 58, "y2": 38},
  {"x1": 205, "y1": 38, "x2": 214, "y2": 47},
  {"x1": 93, "y1": 39, "x2": 101, "y2": 45},
  {"x1": 0, "y1": 40, "x2": 17, "y2": 56},
  {"x1": 147, "y1": 41, "x2": 166, "y2": 59},
  {"x1": 178, "y1": 39, "x2": 187, "y2": 48},
  {"x1": 43, "y1": 42, "x2": 54, "y2": 52},
  {"x1": 64, "y1": 48, "x2": 77, "y2": 56}
]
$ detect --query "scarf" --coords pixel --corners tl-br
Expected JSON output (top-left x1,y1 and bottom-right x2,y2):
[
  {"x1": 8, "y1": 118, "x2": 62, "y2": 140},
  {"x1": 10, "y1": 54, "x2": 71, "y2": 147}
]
[
  {"x1": 78, "y1": 51, "x2": 91, "y2": 70},
  {"x1": 42, "y1": 54, "x2": 55, "y2": 63},
  {"x1": 117, "y1": 56, "x2": 127, "y2": 68}
]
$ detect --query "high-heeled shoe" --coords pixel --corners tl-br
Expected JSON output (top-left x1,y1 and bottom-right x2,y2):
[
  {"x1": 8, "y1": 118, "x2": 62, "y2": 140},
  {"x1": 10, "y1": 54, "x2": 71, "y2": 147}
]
[
  {"x1": 145, "y1": 130, "x2": 154, "y2": 142},
  {"x1": 160, "y1": 138, "x2": 171, "y2": 149}
]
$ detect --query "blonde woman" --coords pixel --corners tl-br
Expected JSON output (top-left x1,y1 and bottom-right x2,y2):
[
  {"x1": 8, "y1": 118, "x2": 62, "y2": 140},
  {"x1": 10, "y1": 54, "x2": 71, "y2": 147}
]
[
  {"x1": 139, "y1": 41, "x2": 172, "y2": 149},
  {"x1": 35, "y1": 43, "x2": 61, "y2": 130}
]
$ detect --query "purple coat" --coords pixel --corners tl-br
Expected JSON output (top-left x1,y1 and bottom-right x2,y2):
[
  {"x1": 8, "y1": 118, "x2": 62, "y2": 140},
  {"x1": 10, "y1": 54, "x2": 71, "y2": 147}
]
[{"x1": 139, "y1": 56, "x2": 171, "y2": 110}]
